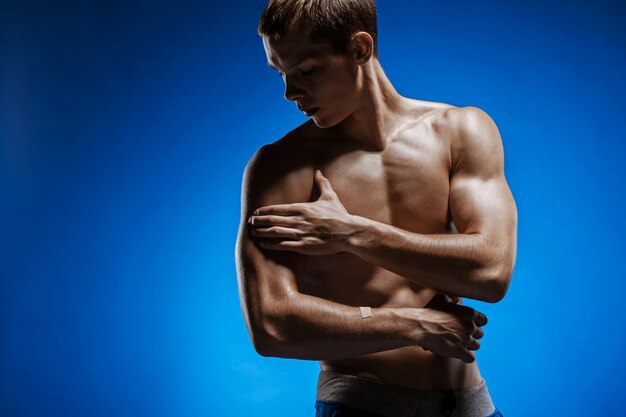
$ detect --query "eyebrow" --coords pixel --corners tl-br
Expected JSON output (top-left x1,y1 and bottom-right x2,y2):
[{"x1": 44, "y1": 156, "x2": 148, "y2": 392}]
[{"x1": 267, "y1": 57, "x2": 315, "y2": 72}]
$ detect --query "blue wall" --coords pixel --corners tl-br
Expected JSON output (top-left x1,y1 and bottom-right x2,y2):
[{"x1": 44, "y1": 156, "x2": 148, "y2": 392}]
[{"x1": 2, "y1": 0, "x2": 625, "y2": 416}]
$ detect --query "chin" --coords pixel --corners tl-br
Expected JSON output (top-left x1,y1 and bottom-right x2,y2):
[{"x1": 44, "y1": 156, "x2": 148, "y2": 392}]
[
  {"x1": 311, "y1": 113, "x2": 344, "y2": 129},
  {"x1": 312, "y1": 117, "x2": 331, "y2": 128}
]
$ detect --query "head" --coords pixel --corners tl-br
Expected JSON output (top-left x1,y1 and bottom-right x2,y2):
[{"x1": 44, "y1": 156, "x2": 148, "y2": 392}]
[{"x1": 258, "y1": 0, "x2": 378, "y2": 128}]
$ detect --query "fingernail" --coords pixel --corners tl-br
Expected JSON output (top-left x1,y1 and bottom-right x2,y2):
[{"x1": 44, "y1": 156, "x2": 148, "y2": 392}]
[
  {"x1": 253, "y1": 209, "x2": 259, "y2": 215},
  {"x1": 248, "y1": 216, "x2": 254, "y2": 225}
]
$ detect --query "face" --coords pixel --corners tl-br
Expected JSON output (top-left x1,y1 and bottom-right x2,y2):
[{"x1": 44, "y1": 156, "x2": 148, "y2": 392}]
[{"x1": 262, "y1": 29, "x2": 361, "y2": 128}]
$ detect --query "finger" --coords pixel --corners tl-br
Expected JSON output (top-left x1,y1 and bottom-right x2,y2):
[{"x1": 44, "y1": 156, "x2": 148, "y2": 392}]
[
  {"x1": 249, "y1": 215, "x2": 300, "y2": 227},
  {"x1": 473, "y1": 326, "x2": 485, "y2": 340},
  {"x1": 251, "y1": 226, "x2": 303, "y2": 239},
  {"x1": 430, "y1": 293, "x2": 447, "y2": 304},
  {"x1": 314, "y1": 169, "x2": 336, "y2": 197},
  {"x1": 258, "y1": 240, "x2": 304, "y2": 251},
  {"x1": 444, "y1": 294, "x2": 461, "y2": 304},
  {"x1": 467, "y1": 337, "x2": 481, "y2": 351},
  {"x1": 254, "y1": 204, "x2": 305, "y2": 216},
  {"x1": 474, "y1": 311, "x2": 488, "y2": 327}
]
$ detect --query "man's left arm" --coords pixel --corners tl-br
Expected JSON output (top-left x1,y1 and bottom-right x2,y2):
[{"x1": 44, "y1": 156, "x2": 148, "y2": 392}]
[{"x1": 345, "y1": 107, "x2": 517, "y2": 302}]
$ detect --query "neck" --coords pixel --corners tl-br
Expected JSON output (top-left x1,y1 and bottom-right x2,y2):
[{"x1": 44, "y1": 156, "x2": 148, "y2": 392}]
[{"x1": 333, "y1": 58, "x2": 406, "y2": 151}]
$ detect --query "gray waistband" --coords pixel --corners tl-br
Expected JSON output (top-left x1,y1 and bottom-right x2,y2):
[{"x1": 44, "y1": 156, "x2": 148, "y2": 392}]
[{"x1": 316, "y1": 370, "x2": 495, "y2": 417}]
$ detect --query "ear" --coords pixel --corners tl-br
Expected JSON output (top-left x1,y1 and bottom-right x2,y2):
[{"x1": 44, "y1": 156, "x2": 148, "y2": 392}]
[{"x1": 350, "y1": 31, "x2": 374, "y2": 64}]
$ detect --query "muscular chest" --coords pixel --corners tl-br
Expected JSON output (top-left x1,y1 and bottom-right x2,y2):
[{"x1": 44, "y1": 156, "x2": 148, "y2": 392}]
[
  {"x1": 318, "y1": 132, "x2": 451, "y2": 234},
  {"x1": 298, "y1": 130, "x2": 451, "y2": 303}
]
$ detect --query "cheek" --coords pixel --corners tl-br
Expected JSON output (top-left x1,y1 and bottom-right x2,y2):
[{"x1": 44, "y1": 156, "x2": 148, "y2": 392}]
[
  {"x1": 316, "y1": 76, "x2": 357, "y2": 104},
  {"x1": 316, "y1": 61, "x2": 357, "y2": 98}
]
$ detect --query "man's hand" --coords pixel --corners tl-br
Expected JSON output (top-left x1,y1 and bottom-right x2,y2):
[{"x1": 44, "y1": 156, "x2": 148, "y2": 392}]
[
  {"x1": 249, "y1": 170, "x2": 355, "y2": 255},
  {"x1": 413, "y1": 293, "x2": 487, "y2": 363}
]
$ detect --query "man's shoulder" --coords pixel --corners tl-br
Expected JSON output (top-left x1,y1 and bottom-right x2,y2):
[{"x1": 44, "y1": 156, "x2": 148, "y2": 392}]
[
  {"x1": 443, "y1": 106, "x2": 501, "y2": 150},
  {"x1": 243, "y1": 121, "x2": 316, "y2": 203},
  {"x1": 431, "y1": 105, "x2": 504, "y2": 176},
  {"x1": 414, "y1": 103, "x2": 500, "y2": 151},
  {"x1": 253, "y1": 119, "x2": 319, "y2": 158},
  {"x1": 402, "y1": 101, "x2": 503, "y2": 174},
  {"x1": 442, "y1": 105, "x2": 496, "y2": 133},
  {"x1": 413, "y1": 102, "x2": 494, "y2": 135}
]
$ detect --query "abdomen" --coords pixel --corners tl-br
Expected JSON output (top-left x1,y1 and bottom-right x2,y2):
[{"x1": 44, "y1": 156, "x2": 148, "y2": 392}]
[
  {"x1": 299, "y1": 256, "x2": 482, "y2": 390},
  {"x1": 320, "y1": 345, "x2": 482, "y2": 390}
]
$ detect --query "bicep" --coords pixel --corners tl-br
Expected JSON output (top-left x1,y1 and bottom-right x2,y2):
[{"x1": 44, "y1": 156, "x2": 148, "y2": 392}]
[
  {"x1": 235, "y1": 146, "x2": 308, "y2": 328},
  {"x1": 448, "y1": 108, "x2": 517, "y2": 248},
  {"x1": 236, "y1": 226, "x2": 304, "y2": 307},
  {"x1": 449, "y1": 174, "x2": 516, "y2": 244}
]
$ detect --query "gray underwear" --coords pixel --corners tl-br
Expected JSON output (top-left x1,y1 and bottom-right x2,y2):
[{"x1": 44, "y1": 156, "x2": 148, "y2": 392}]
[{"x1": 316, "y1": 370, "x2": 497, "y2": 417}]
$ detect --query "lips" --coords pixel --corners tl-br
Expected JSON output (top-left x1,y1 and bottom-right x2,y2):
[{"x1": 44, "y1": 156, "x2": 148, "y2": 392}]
[
  {"x1": 296, "y1": 102, "x2": 320, "y2": 117},
  {"x1": 302, "y1": 107, "x2": 319, "y2": 117}
]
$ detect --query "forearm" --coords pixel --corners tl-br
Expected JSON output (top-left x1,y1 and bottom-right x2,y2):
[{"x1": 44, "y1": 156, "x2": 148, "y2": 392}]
[
  {"x1": 345, "y1": 215, "x2": 508, "y2": 302},
  {"x1": 250, "y1": 292, "x2": 422, "y2": 360}
]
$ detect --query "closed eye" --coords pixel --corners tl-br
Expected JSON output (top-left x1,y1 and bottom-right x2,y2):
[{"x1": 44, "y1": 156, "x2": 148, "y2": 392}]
[{"x1": 301, "y1": 67, "x2": 316, "y2": 76}]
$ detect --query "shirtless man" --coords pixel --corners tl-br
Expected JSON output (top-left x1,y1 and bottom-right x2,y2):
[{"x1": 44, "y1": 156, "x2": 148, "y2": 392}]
[{"x1": 235, "y1": 1, "x2": 517, "y2": 416}]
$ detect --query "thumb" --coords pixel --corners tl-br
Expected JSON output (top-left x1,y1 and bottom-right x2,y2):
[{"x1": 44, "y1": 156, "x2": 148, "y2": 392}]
[
  {"x1": 426, "y1": 293, "x2": 447, "y2": 308},
  {"x1": 444, "y1": 294, "x2": 461, "y2": 304},
  {"x1": 432, "y1": 293, "x2": 447, "y2": 302},
  {"x1": 314, "y1": 169, "x2": 335, "y2": 198}
]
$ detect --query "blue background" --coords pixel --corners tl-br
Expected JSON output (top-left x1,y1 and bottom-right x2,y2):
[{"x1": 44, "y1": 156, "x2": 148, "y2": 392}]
[{"x1": 2, "y1": 0, "x2": 625, "y2": 416}]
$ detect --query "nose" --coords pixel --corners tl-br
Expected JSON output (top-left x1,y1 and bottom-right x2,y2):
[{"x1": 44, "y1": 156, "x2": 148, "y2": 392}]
[{"x1": 283, "y1": 76, "x2": 304, "y2": 102}]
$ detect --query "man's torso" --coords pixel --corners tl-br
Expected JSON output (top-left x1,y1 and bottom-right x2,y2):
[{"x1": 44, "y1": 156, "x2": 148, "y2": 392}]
[{"x1": 265, "y1": 99, "x2": 483, "y2": 390}]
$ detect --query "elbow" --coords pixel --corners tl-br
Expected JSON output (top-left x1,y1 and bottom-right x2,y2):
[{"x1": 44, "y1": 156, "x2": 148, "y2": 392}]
[
  {"x1": 478, "y1": 261, "x2": 514, "y2": 303},
  {"x1": 481, "y1": 278, "x2": 508, "y2": 303},
  {"x1": 250, "y1": 331, "x2": 278, "y2": 357},
  {"x1": 246, "y1": 318, "x2": 271, "y2": 356},
  {"x1": 247, "y1": 305, "x2": 294, "y2": 358}
]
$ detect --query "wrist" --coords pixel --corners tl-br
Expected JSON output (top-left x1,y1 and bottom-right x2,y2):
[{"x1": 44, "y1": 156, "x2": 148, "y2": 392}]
[
  {"x1": 343, "y1": 214, "x2": 371, "y2": 253},
  {"x1": 389, "y1": 307, "x2": 427, "y2": 345}
]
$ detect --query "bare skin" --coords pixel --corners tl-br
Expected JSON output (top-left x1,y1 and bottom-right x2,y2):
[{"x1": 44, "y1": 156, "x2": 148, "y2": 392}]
[{"x1": 235, "y1": 27, "x2": 517, "y2": 391}]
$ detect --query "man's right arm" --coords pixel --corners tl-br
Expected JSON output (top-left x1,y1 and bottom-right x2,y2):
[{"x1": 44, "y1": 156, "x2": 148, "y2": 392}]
[{"x1": 235, "y1": 145, "x2": 485, "y2": 362}]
